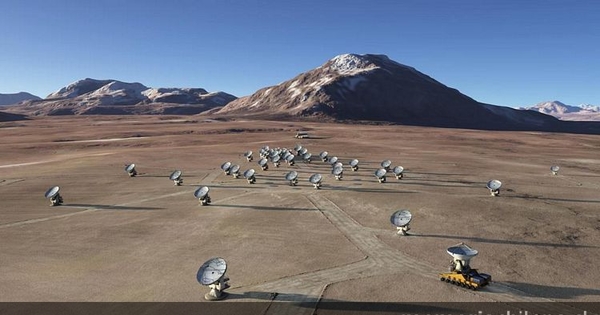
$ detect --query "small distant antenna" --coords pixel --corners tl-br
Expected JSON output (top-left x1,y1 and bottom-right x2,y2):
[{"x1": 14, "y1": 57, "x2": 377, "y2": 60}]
[
  {"x1": 258, "y1": 157, "x2": 269, "y2": 171},
  {"x1": 333, "y1": 161, "x2": 343, "y2": 169},
  {"x1": 390, "y1": 209, "x2": 412, "y2": 235},
  {"x1": 375, "y1": 168, "x2": 387, "y2": 183},
  {"x1": 349, "y1": 159, "x2": 359, "y2": 171},
  {"x1": 285, "y1": 154, "x2": 295, "y2": 166},
  {"x1": 244, "y1": 151, "x2": 253, "y2": 162},
  {"x1": 197, "y1": 257, "x2": 230, "y2": 301},
  {"x1": 392, "y1": 166, "x2": 404, "y2": 180},
  {"x1": 550, "y1": 165, "x2": 560, "y2": 175},
  {"x1": 294, "y1": 144, "x2": 303, "y2": 154},
  {"x1": 285, "y1": 171, "x2": 299, "y2": 186},
  {"x1": 44, "y1": 186, "x2": 63, "y2": 206},
  {"x1": 328, "y1": 156, "x2": 338, "y2": 165},
  {"x1": 125, "y1": 164, "x2": 137, "y2": 177},
  {"x1": 169, "y1": 170, "x2": 183, "y2": 186},
  {"x1": 381, "y1": 160, "x2": 392, "y2": 171},
  {"x1": 303, "y1": 152, "x2": 312, "y2": 163},
  {"x1": 319, "y1": 151, "x2": 329, "y2": 162},
  {"x1": 221, "y1": 162, "x2": 232, "y2": 175},
  {"x1": 486, "y1": 180, "x2": 502, "y2": 196},
  {"x1": 309, "y1": 173, "x2": 322, "y2": 189},
  {"x1": 243, "y1": 169, "x2": 256, "y2": 184},
  {"x1": 230, "y1": 164, "x2": 241, "y2": 178},
  {"x1": 332, "y1": 165, "x2": 344, "y2": 180},
  {"x1": 271, "y1": 155, "x2": 281, "y2": 168},
  {"x1": 194, "y1": 186, "x2": 211, "y2": 205}
]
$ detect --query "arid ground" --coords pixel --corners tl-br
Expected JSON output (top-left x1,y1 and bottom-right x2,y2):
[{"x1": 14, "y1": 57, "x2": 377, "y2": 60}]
[{"x1": 1, "y1": 116, "x2": 599, "y2": 314}]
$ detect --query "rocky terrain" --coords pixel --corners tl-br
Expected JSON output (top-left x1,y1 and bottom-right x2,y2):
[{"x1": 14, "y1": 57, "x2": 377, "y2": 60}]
[
  {"x1": 0, "y1": 92, "x2": 41, "y2": 106},
  {"x1": 522, "y1": 100, "x2": 600, "y2": 121}
]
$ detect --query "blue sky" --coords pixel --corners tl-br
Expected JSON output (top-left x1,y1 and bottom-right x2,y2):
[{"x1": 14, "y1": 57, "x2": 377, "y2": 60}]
[{"x1": 1, "y1": 0, "x2": 598, "y2": 108}]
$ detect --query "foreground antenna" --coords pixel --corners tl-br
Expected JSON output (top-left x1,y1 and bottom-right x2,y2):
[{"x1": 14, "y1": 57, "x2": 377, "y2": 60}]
[
  {"x1": 169, "y1": 170, "x2": 183, "y2": 186},
  {"x1": 390, "y1": 210, "x2": 412, "y2": 235},
  {"x1": 392, "y1": 166, "x2": 404, "y2": 180},
  {"x1": 309, "y1": 173, "x2": 323, "y2": 189},
  {"x1": 439, "y1": 243, "x2": 491, "y2": 290},
  {"x1": 125, "y1": 164, "x2": 137, "y2": 177},
  {"x1": 550, "y1": 165, "x2": 560, "y2": 175},
  {"x1": 244, "y1": 151, "x2": 253, "y2": 162},
  {"x1": 375, "y1": 168, "x2": 387, "y2": 183},
  {"x1": 194, "y1": 186, "x2": 212, "y2": 205},
  {"x1": 486, "y1": 180, "x2": 502, "y2": 196},
  {"x1": 285, "y1": 171, "x2": 299, "y2": 186},
  {"x1": 349, "y1": 159, "x2": 359, "y2": 171},
  {"x1": 197, "y1": 257, "x2": 230, "y2": 301},
  {"x1": 243, "y1": 169, "x2": 256, "y2": 184},
  {"x1": 44, "y1": 186, "x2": 63, "y2": 206}
]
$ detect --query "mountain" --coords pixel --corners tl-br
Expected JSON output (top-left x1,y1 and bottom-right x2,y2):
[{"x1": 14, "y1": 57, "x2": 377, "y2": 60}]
[
  {"x1": 0, "y1": 92, "x2": 41, "y2": 106},
  {"x1": 522, "y1": 101, "x2": 600, "y2": 121},
  {"x1": 214, "y1": 53, "x2": 600, "y2": 133},
  {"x1": 0, "y1": 111, "x2": 27, "y2": 122},
  {"x1": 7, "y1": 78, "x2": 237, "y2": 116}
]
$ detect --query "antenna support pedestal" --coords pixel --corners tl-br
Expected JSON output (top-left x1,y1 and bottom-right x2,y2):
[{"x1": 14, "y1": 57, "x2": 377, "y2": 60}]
[
  {"x1": 50, "y1": 194, "x2": 63, "y2": 206},
  {"x1": 204, "y1": 277, "x2": 230, "y2": 301},
  {"x1": 173, "y1": 179, "x2": 183, "y2": 186},
  {"x1": 489, "y1": 189, "x2": 499, "y2": 196},
  {"x1": 378, "y1": 177, "x2": 386, "y2": 183},
  {"x1": 397, "y1": 225, "x2": 410, "y2": 235}
]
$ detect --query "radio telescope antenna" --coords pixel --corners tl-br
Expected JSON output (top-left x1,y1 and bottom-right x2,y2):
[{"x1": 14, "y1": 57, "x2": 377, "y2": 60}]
[
  {"x1": 258, "y1": 157, "x2": 269, "y2": 171},
  {"x1": 194, "y1": 186, "x2": 212, "y2": 205},
  {"x1": 244, "y1": 151, "x2": 253, "y2": 162},
  {"x1": 44, "y1": 186, "x2": 63, "y2": 206},
  {"x1": 303, "y1": 152, "x2": 312, "y2": 163},
  {"x1": 319, "y1": 151, "x2": 329, "y2": 162},
  {"x1": 197, "y1": 257, "x2": 230, "y2": 301},
  {"x1": 332, "y1": 165, "x2": 344, "y2": 180},
  {"x1": 328, "y1": 156, "x2": 338, "y2": 165},
  {"x1": 169, "y1": 170, "x2": 183, "y2": 186},
  {"x1": 392, "y1": 166, "x2": 404, "y2": 180},
  {"x1": 375, "y1": 168, "x2": 387, "y2": 183},
  {"x1": 271, "y1": 155, "x2": 281, "y2": 168},
  {"x1": 285, "y1": 154, "x2": 295, "y2": 166},
  {"x1": 243, "y1": 169, "x2": 256, "y2": 184},
  {"x1": 486, "y1": 179, "x2": 502, "y2": 196},
  {"x1": 349, "y1": 159, "x2": 359, "y2": 171},
  {"x1": 230, "y1": 164, "x2": 241, "y2": 178},
  {"x1": 550, "y1": 165, "x2": 560, "y2": 175},
  {"x1": 221, "y1": 162, "x2": 232, "y2": 175},
  {"x1": 125, "y1": 163, "x2": 137, "y2": 177},
  {"x1": 390, "y1": 209, "x2": 412, "y2": 235},
  {"x1": 285, "y1": 171, "x2": 299, "y2": 186},
  {"x1": 309, "y1": 173, "x2": 323, "y2": 189},
  {"x1": 381, "y1": 160, "x2": 392, "y2": 171},
  {"x1": 294, "y1": 144, "x2": 303, "y2": 155}
]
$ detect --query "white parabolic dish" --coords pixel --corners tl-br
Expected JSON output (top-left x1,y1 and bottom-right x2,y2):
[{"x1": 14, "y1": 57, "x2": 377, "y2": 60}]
[
  {"x1": 194, "y1": 186, "x2": 210, "y2": 199},
  {"x1": 319, "y1": 151, "x2": 328, "y2": 159},
  {"x1": 390, "y1": 209, "x2": 412, "y2": 227},
  {"x1": 244, "y1": 151, "x2": 252, "y2": 157},
  {"x1": 272, "y1": 155, "x2": 281, "y2": 163},
  {"x1": 258, "y1": 158, "x2": 268, "y2": 166},
  {"x1": 169, "y1": 170, "x2": 182, "y2": 180},
  {"x1": 375, "y1": 168, "x2": 387, "y2": 178},
  {"x1": 447, "y1": 243, "x2": 478, "y2": 260},
  {"x1": 45, "y1": 186, "x2": 60, "y2": 199},
  {"x1": 125, "y1": 164, "x2": 135, "y2": 172},
  {"x1": 486, "y1": 179, "x2": 502, "y2": 190},
  {"x1": 309, "y1": 173, "x2": 322, "y2": 184},
  {"x1": 221, "y1": 162, "x2": 232, "y2": 171},
  {"x1": 286, "y1": 171, "x2": 298, "y2": 181},
  {"x1": 332, "y1": 166, "x2": 343, "y2": 175},
  {"x1": 349, "y1": 159, "x2": 359, "y2": 167},
  {"x1": 230, "y1": 165, "x2": 240, "y2": 173},
  {"x1": 285, "y1": 154, "x2": 295, "y2": 162},
  {"x1": 551, "y1": 165, "x2": 560, "y2": 172},
  {"x1": 393, "y1": 166, "x2": 404, "y2": 175},
  {"x1": 329, "y1": 156, "x2": 338, "y2": 164},
  {"x1": 196, "y1": 257, "x2": 227, "y2": 285},
  {"x1": 381, "y1": 160, "x2": 392, "y2": 168},
  {"x1": 244, "y1": 169, "x2": 255, "y2": 178}
]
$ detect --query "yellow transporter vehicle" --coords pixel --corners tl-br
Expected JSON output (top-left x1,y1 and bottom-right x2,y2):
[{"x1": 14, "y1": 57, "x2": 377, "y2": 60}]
[{"x1": 439, "y1": 243, "x2": 491, "y2": 290}]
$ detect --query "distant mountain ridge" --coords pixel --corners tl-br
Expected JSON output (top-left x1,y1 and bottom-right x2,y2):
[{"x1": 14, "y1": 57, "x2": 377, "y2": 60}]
[
  {"x1": 0, "y1": 92, "x2": 41, "y2": 106},
  {"x1": 7, "y1": 78, "x2": 237, "y2": 115},
  {"x1": 521, "y1": 101, "x2": 600, "y2": 121}
]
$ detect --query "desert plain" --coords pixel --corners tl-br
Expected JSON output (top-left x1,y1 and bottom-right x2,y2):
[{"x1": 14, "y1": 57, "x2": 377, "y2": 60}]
[{"x1": 1, "y1": 115, "x2": 599, "y2": 314}]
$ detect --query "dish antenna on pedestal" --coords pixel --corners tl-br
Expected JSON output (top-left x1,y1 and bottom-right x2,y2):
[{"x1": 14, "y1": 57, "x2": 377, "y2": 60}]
[
  {"x1": 258, "y1": 158, "x2": 269, "y2": 171},
  {"x1": 393, "y1": 166, "x2": 404, "y2": 180},
  {"x1": 332, "y1": 166, "x2": 344, "y2": 180},
  {"x1": 551, "y1": 165, "x2": 560, "y2": 175},
  {"x1": 294, "y1": 144, "x2": 303, "y2": 154},
  {"x1": 244, "y1": 151, "x2": 253, "y2": 162},
  {"x1": 169, "y1": 170, "x2": 183, "y2": 186},
  {"x1": 271, "y1": 155, "x2": 281, "y2": 168},
  {"x1": 285, "y1": 154, "x2": 295, "y2": 166},
  {"x1": 44, "y1": 186, "x2": 63, "y2": 206},
  {"x1": 194, "y1": 186, "x2": 211, "y2": 205},
  {"x1": 486, "y1": 179, "x2": 502, "y2": 196},
  {"x1": 390, "y1": 209, "x2": 412, "y2": 235},
  {"x1": 197, "y1": 257, "x2": 230, "y2": 301},
  {"x1": 125, "y1": 164, "x2": 137, "y2": 177},
  {"x1": 319, "y1": 151, "x2": 329, "y2": 162},
  {"x1": 230, "y1": 164, "x2": 241, "y2": 178},
  {"x1": 221, "y1": 162, "x2": 232, "y2": 175},
  {"x1": 349, "y1": 159, "x2": 359, "y2": 171},
  {"x1": 309, "y1": 173, "x2": 322, "y2": 189},
  {"x1": 243, "y1": 169, "x2": 256, "y2": 184},
  {"x1": 381, "y1": 160, "x2": 392, "y2": 171},
  {"x1": 303, "y1": 152, "x2": 312, "y2": 163},
  {"x1": 285, "y1": 170, "x2": 299, "y2": 186},
  {"x1": 375, "y1": 168, "x2": 387, "y2": 183},
  {"x1": 439, "y1": 243, "x2": 492, "y2": 290},
  {"x1": 328, "y1": 156, "x2": 338, "y2": 165}
]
